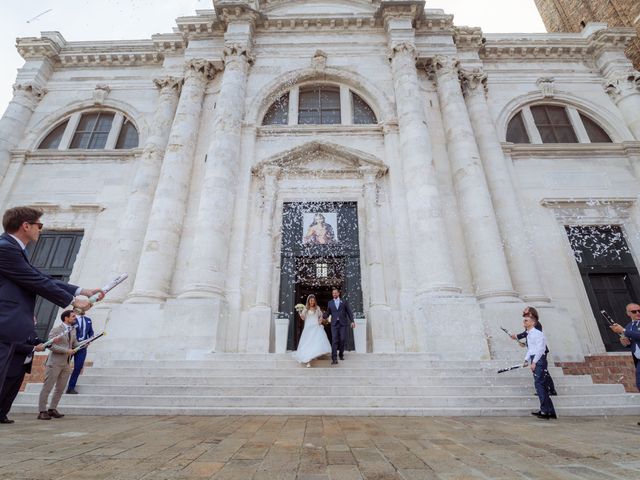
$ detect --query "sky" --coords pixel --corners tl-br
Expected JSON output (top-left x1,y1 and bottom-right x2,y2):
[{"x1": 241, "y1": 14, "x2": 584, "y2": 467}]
[{"x1": 0, "y1": 0, "x2": 546, "y2": 114}]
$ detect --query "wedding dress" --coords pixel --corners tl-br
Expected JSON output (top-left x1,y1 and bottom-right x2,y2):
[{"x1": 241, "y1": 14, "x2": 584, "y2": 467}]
[{"x1": 292, "y1": 307, "x2": 331, "y2": 364}]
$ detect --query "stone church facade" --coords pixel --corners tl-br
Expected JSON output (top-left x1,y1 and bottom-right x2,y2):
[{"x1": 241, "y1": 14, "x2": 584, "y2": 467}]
[{"x1": 2, "y1": 0, "x2": 640, "y2": 363}]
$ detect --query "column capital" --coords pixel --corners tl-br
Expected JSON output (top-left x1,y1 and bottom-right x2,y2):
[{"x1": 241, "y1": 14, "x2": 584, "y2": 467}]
[
  {"x1": 185, "y1": 59, "x2": 217, "y2": 81},
  {"x1": 387, "y1": 42, "x2": 417, "y2": 62},
  {"x1": 431, "y1": 55, "x2": 460, "y2": 78},
  {"x1": 603, "y1": 71, "x2": 640, "y2": 102},
  {"x1": 459, "y1": 68, "x2": 488, "y2": 98},
  {"x1": 223, "y1": 42, "x2": 255, "y2": 65},
  {"x1": 359, "y1": 165, "x2": 385, "y2": 184},
  {"x1": 153, "y1": 76, "x2": 184, "y2": 95},
  {"x1": 214, "y1": 1, "x2": 262, "y2": 27},
  {"x1": 12, "y1": 82, "x2": 47, "y2": 104}
]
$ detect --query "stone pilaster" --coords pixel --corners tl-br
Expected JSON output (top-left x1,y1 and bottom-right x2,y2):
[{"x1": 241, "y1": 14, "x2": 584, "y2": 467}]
[
  {"x1": 361, "y1": 166, "x2": 394, "y2": 352},
  {"x1": 431, "y1": 56, "x2": 517, "y2": 302},
  {"x1": 179, "y1": 26, "x2": 255, "y2": 299},
  {"x1": 128, "y1": 60, "x2": 215, "y2": 302},
  {"x1": 254, "y1": 166, "x2": 280, "y2": 307},
  {"x1": 386, "y1": 40, "x2": 459, "y2": 297},
  {"x1": 0, "y1": 83, "x2": 46, "y2": 182},
  {"x1": 111, "y1": 76, "x2": 182, "y2": 299},
  {"x1": 461, "y1": 68, "x2": 548, "y2": 302},
  {"x1": 603, "y1": 71, "x2": 640, "y2": 140}
]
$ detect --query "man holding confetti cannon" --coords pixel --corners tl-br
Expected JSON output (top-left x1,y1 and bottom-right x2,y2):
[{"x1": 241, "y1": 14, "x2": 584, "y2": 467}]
[{"x1": 0, "y1": 206, "x2": 104, "y2": 395}]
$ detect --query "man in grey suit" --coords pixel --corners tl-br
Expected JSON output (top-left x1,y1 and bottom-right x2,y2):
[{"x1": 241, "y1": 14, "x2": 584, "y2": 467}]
[
  {"x1": 37, "y1": 310, "x2": 79, "y2": 420},
  {"x1": 323, "y1": 288, "x2": 355, "y2": 365}
]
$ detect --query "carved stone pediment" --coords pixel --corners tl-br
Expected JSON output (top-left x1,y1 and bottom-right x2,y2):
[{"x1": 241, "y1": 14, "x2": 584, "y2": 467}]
[{"x1": 252, "y1": 140, "x2": 387, "y2": 178}]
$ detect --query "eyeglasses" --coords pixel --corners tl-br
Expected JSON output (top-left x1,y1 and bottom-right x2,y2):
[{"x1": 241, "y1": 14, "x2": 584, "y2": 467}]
[
  {"x1": 629, "y1": 310, "x2": 640, "y2": 314},
  {"x1": 28, "y1": 222, "x2": 44, "y2": 230}
]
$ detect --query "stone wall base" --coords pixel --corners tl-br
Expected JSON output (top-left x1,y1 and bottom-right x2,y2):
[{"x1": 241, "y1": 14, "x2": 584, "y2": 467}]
[
  {"x1": 556, "y1": 355, "x2": 638, "y2": 393},
  {"x1": 20, "y1": 356, "x2": 93, "y2": 391}
]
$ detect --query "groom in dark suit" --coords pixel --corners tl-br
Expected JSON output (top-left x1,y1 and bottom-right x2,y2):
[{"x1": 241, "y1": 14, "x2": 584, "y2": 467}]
[{"x1": 324, "y1": 288, "x2": 354, "y2": 365}]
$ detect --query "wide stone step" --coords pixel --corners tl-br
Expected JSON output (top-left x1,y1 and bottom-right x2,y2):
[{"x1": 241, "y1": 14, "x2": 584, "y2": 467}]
[
  {"x1": 74, "y1": 373, "x2": 594, "y2": 387},
  {"x1": 14, "y1": 392, "x2": 640, "y2": 408},
  {"x1": 22, "y1": 383, "x2": 623, "y2": 397},
  {"x1": 83, "y1": 366, "x2": 567, "y2": 377}
]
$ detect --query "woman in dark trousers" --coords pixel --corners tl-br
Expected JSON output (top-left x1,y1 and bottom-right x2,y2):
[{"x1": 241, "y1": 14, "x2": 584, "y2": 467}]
[{"x1": 511, "y1": 306, "x2": 557, "y2": 396}]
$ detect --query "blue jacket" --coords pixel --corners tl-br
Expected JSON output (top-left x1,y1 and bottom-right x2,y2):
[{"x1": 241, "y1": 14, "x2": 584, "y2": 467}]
[
  {"x1": 624, "y1": 321, "x2": 640, "y2": 365},
  {"x1": 0, "y1": 233, "x2": 77, "y2": 343},
  {"x1": 324, "y1": 298, "x2": 353, "y2": 327}
]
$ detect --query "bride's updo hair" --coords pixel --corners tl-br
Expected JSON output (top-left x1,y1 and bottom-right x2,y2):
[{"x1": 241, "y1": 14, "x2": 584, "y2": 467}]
[{"x1": 305, "y1": 294, "x2": 317, "y2": 310}]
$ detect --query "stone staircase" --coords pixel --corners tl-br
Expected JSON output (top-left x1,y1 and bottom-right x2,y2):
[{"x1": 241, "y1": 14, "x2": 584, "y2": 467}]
[{"x1": 12, "y1": 353, "x2": 640, "y2": 416}]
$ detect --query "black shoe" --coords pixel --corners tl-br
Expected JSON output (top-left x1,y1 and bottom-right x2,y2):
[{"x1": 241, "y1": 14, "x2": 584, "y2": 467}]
[
  {"x1": 531, "y1": 411, "x2": 542, "y2": 416},
  {"x1": 66, "y1": 389, "x2": 78, "y2": 394},
  {"x1": 331, "y1": 360, "x2": 338, "y2": 365},
  {"x1": 0, "y1": 417, "x2": 14, "y2": 424},
  {"x1": 535, "y1": 412, "x2": 557, "y2": 420},
  {"x1": 339, "y1": 355, "x2": 344, "y2": 360},
  {"x1": 549, "y1": 391, "x2": 558, "y2": 396}
]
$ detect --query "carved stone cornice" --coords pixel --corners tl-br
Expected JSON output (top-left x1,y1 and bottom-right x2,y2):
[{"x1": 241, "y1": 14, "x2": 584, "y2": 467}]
[
  {"x1": 588, "y1": 27, "x2": 637, "y2": 58},
  {"x1": 215, "y1": 1, "x2": 263, "y2": 27},
  {"x1": 185, "y1": 59, "x2": 217, "y2": 81},
  {"x1": 459, "y1": 68, "x2": 487, "y2": 97},
  {"x1": 375, "y1": 1, "x2": 425, "y2": 25},
  {"x1": 152, "y1": 33, "x2": 187, "y2": 54},
  {"x1": 16, "y1": 36, "x2": 62, "y2": 60},
  {"x1": 603, "y1": 71, "x2": 640, "y2": 101},
  {"x1": 454, "y1": 26, "x2": 484, "y2": 51},
  {"x1": 261, "y1": 16, "x2": 379, "y2": 31}
]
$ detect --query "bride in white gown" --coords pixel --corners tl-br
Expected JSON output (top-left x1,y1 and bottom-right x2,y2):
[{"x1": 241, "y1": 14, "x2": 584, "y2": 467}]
[{"x1": 292, "y1": 294, "x2": 332, "y2": 367}]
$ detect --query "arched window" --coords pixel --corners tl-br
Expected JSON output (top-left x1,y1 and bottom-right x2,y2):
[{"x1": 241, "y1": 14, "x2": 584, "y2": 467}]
[
  {"x1": 262, "y1": 93, "x2": 289, "y2": 125},
  {"x1": 38, "y1": 110, "x2": 139, "y2": 150},
  {"x1": 38, "y1": 120, "x2": 68, "y2": 150},
  {"x1": 506, "y1": 104, "x2": 612, "y2": 144},
  {"x1": 299, "y1": 86, "x2": 341, "y2": 125},
  {"x1": 262, "y1": 84, "x2": 377, "y2": 126}
]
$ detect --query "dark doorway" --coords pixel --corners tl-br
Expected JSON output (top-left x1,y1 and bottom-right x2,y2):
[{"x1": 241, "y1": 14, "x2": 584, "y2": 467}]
[
  {"x1": 279, "y1": 202, "x2": 362, "y2": 351},
  {"x1": 26, "y1": 230, "x2": 84, "y2": 339},
  {"x1": 566, "y1": 225, "x2": 640, "y2": 352}
]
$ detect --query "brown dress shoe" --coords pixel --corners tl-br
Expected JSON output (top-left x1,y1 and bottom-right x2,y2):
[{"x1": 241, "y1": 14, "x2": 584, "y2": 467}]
[
  {"x1": 37, "y1": 411, "x2": 51, "y2": 420},
  {"x1": 47, "y1": 409, "x2": 64, "y2": 418}
]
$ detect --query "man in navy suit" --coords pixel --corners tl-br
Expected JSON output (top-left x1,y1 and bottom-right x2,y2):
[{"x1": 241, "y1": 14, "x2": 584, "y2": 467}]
[
  {"x1": 323, "y1": 287, "x2": 355, "y2": 365},
  {"x1": 66, "y1": 313, "x2": 93, "y2": 394},
  {"x1": 0, "y1": 327, "x2": 43, "y2": 424},
  {"x1": 611, "y1": 302, "x2": 640, "y2": 426},
  {"x1": 0, "y1": 206, "x2": 98, "y2": 392}
]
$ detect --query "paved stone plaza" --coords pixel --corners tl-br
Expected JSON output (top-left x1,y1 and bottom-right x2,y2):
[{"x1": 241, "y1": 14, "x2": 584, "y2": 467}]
[{"x1": 1, "y1": 415, "x2": 639, "y2": 479}]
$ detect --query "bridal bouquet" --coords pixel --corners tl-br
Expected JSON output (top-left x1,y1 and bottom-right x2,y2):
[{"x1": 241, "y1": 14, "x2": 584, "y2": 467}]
[
  {"x1": 294, "y1": 303, "x2": 305, "y2": 313},
  {"x1": 321, "y1": 315, "x2": 331, "y2": 326}
]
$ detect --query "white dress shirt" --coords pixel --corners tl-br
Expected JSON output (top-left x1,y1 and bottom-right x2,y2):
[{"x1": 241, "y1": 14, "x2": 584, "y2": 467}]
[{"x1": 524, "y1": 328, "x2": 546, "y2": 364}]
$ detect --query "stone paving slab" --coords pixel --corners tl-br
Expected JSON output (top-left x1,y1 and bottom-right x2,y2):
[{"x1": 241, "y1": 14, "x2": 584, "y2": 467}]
[{"x1": 0, "y1": 415, "x2": 639, "y2": 480}]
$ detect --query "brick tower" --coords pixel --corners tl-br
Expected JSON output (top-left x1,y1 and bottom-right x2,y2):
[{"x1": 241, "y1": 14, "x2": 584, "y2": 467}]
[{"x1": 534, "y1": 0, "x2": 640, "y2": 68}]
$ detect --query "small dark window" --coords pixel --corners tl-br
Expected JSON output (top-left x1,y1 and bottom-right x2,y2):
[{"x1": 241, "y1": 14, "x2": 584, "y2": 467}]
[
  {"x1": 116, "y1": 119, "x2": 139, "y2": 149},
  {"x1": 580, "y1": 114, "x2": 612, "y2": 143},
  {"x1": 352, "y1": 92, "x2": 376, "y2": 124},
  {"x1": 530, "y1": 105, "x2": 578, "y2": 143},
  {"x1": 70, "y1": 112, "x2": 114, "y2": 149},
  {"x1": 38, "y1": 120, "x2": 69, "y2": 149},
  {"x1": 262, "y1": 93, "x2": 289, "y2": 125},
  {"x1": 506, "y1": 111, "x2": 530, "y2": 143},
  {"x1": 298, "y1": 86, "x2": 341, "y2": 125}
]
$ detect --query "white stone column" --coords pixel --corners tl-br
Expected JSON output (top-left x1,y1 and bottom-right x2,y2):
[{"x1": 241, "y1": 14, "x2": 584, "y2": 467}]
[
  {"x1": 388, "y1": 43, "x2": 459, "y2": 297},
  {"x1": 254, "y1": 166, "x2": 280, "y2": 307},
  {"x1": 603, "y1": 71, "x2": 640, "y2": 140},
  {"x1": 179, "y1": 41, "x2": 254, "y2": 299},
  {"x1": 360, "y1": 166, "x2": 394, "y2": 352},
  {"x1": 432, "y1": 56, "x2": 517, "y2": 302},
  {"x1": 0, "y1": 83, "x2": 46, "y2": 182},
  {"x1": 112, "y1": 76, "x2": 181, "y2": 299},
  {"x1": 127, "y1": 60, "x2": 215, "y2": 302},
  {"x1": 461, "y1": 68, "x2": 548, "y2": 302}
]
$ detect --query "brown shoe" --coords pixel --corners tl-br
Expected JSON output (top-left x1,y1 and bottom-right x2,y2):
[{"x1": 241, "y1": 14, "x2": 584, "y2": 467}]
[
  {"x1": 37, "y1": 411, "x2": 51, "y2": 420},
  {"x1": 47, "y1": 409, "x2": 64, "y2": 418}
]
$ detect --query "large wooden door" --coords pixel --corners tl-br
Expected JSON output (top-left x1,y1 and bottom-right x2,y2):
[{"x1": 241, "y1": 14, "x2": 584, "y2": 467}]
[
  {"x1": 567, "y1": 225, "x2": 640, "y2": 352},
  {"x1": 26, "y1": 231, "x2": 84, "y2": 339}
]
